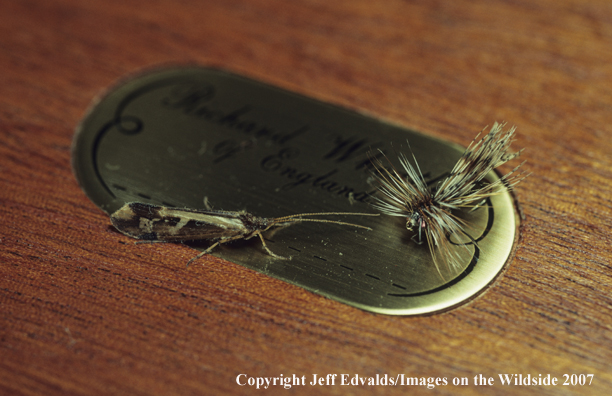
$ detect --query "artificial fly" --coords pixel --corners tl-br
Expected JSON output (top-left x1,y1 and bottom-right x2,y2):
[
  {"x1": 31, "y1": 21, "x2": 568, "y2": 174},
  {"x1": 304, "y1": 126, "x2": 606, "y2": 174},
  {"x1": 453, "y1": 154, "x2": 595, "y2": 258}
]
[{"x1": 370, "y1": 122, "x2": 528, "y2": 278}]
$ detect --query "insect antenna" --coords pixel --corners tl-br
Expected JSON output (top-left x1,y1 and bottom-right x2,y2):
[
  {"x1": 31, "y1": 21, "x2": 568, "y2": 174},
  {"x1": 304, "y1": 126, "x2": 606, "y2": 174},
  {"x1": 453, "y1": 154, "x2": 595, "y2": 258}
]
[{"x1": 271, "y1": 212, "x2": 379, "y2": 230}]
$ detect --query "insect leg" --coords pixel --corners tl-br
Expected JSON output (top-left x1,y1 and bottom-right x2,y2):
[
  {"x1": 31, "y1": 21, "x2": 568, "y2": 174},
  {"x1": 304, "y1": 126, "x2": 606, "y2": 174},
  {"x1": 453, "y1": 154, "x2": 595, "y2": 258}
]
[
  {"x1": 203, "y1": 196, "x2": 213, "y2": 210},
  {"x1": 186, "y1": 241, "x2": 222, "y2": 267},
  {"x1": 260, "y1": 222, "x2": 292, "y2": 239},
  {"x1": 185, "y1": 233, "x2": 251, "y2": 267},
  {"x1": 256, "y1": 232, "x2": 290, "y2": 260},
  {"x1": 186, "y1": 230, "x2": 291, "y2": 267}
]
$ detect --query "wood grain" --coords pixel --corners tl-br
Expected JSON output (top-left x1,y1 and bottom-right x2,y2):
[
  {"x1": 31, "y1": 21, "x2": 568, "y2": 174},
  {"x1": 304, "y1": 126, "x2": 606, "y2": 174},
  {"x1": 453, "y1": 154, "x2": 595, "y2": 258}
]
[{"x1": 1, "y1": 0, "x2": 611, "y2": 395}]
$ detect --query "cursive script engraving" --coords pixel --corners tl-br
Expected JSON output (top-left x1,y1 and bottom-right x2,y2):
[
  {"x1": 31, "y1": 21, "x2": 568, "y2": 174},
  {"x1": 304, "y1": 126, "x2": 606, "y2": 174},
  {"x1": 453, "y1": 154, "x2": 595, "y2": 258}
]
[
  {"x1": 161, "y1": 83, "x2": 309, "y2": 153},
  {"x1": 260, "y1": 148, "x2": 374, "y2": 202}
]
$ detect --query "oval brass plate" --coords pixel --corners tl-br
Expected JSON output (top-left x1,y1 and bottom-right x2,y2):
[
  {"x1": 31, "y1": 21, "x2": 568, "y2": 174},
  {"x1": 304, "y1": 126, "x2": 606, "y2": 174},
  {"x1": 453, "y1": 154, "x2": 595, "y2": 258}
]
[{"x1": 72, "y1": 67, "x2": 518, "y2": 315}]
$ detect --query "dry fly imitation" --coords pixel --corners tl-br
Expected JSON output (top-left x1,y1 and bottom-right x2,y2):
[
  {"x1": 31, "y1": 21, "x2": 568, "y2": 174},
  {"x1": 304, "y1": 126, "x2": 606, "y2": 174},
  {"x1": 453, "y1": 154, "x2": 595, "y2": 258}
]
[
  {"x1": 370, "y1": 122, "x2": 528, "y2": 278},
  {"x1": 110, "y1": 202, "x2": 378, "y2": 266}
]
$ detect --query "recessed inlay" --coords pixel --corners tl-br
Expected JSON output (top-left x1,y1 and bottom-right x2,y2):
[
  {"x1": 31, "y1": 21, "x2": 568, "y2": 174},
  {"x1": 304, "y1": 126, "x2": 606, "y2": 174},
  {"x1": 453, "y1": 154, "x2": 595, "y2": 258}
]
[{"x1": 72, "y1": 67, "x2": 519, "y2": 315}]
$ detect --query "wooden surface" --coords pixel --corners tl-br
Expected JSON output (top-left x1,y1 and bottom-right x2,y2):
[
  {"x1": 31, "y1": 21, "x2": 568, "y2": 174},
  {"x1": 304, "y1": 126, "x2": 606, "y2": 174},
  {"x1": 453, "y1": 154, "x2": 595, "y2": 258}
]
[{"x1": 2, "y1": 0, "x2": 611, "y2": 395}]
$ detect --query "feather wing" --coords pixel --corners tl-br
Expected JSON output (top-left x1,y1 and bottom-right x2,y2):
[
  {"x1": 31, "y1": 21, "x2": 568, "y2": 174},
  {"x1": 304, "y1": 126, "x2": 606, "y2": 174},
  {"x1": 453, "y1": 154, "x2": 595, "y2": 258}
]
[{"x1": 434, "y1": 122, "x2": 527, "y2": 210}]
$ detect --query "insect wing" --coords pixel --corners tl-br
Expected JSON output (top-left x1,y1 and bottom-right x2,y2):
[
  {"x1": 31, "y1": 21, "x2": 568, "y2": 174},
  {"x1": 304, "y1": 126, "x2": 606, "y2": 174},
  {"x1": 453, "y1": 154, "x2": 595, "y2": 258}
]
[{"x1": 110, "y1": 202, "x2": 247, "y2": 241}]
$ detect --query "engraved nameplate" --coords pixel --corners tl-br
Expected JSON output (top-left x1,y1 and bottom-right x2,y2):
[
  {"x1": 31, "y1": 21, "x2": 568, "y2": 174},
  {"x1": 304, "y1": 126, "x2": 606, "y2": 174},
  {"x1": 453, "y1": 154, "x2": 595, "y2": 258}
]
[{"x1": 72, "y1": 67, "x2": 519, "y2": 315}]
